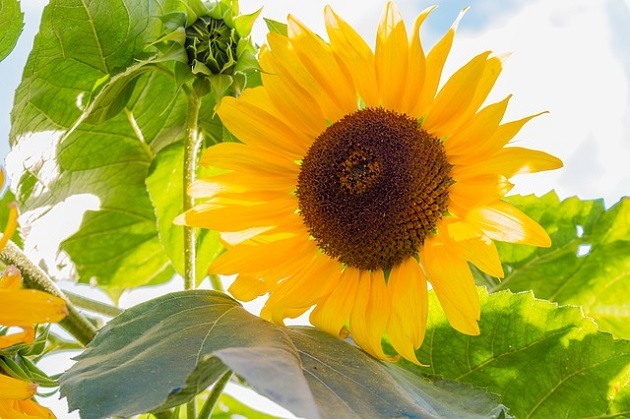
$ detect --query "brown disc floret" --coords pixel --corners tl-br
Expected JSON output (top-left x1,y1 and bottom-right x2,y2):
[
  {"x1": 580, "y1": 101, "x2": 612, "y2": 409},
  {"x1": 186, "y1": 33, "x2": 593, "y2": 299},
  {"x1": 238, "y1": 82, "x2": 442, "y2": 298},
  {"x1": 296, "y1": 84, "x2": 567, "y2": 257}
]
[{"x1": 296, "y1": 107, "x2": 452, "y2": 271}]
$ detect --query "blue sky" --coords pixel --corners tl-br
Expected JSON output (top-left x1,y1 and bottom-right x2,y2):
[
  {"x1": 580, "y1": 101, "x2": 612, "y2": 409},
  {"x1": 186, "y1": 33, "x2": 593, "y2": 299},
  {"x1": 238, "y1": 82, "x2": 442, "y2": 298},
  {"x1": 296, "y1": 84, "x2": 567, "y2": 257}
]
[{"x1": 2, "y1": 0, "x2": 630, "y2": 416}]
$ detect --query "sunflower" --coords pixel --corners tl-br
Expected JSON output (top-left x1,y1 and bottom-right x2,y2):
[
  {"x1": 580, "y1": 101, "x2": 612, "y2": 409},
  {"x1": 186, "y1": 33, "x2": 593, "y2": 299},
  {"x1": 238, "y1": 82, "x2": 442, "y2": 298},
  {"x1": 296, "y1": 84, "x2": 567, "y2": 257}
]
[
  {"x1": 178, "y1": 2, "x2": 562, "y2": 364},
  {"x1": 0, "y1": 172, "x2": 66, "y2": 418}
]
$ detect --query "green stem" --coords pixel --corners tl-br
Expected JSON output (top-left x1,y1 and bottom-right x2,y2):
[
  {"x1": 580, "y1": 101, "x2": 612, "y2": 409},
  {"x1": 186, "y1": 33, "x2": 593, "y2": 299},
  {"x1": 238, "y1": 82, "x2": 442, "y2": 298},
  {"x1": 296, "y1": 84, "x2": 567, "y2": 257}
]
[
  {"x1": 209, "y1": 273, "x2": 223, "y2": 292},
  {"x1": 64, "y1": 290, "x2": 124, "y2": 317},
  {"x1": 186, "y1": 398, "x2": 196, "y2": 419},
  {"x1": 198, "y1": 370, "x2": 233, "y2": 419},
  {"x1": 183, "y1": 86, "x2": 203, "y2": 291},
  {"x1": 0, "y1": 241, "x2": 97, "y2": 346}
]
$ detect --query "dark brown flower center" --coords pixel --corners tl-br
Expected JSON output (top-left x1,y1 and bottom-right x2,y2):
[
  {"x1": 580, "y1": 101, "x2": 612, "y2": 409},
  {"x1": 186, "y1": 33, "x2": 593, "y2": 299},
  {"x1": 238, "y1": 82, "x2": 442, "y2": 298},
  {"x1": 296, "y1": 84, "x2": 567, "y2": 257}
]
[{"x1": 296, "y1": 107, "x2": 452, "y2": 271}]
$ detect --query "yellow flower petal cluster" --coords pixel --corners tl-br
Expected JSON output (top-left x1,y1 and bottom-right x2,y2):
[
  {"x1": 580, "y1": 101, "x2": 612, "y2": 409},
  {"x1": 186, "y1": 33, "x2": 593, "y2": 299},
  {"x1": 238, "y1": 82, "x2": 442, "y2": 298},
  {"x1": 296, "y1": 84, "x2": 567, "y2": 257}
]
[
  {"x1": 0, "y1": 170, "x2": 66, "y2": 418},
  {"x1": 178, "y1": 2, "x2": 562, "y2": 364}
]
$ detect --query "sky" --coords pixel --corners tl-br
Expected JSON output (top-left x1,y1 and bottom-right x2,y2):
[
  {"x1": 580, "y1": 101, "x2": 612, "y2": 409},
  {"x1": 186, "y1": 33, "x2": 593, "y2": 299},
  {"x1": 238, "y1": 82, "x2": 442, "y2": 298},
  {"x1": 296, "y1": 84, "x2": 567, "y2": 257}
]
[{"x1": 1, "y1": 0, "x2": 630, "y2": 417}]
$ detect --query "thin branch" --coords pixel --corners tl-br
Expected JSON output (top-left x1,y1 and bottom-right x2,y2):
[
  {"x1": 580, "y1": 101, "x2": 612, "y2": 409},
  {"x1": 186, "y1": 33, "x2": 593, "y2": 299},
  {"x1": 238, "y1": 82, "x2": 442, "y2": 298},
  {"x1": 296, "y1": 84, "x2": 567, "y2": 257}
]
[{"x1": 198, "y1": 370, "x2": 233, "y2": 419}]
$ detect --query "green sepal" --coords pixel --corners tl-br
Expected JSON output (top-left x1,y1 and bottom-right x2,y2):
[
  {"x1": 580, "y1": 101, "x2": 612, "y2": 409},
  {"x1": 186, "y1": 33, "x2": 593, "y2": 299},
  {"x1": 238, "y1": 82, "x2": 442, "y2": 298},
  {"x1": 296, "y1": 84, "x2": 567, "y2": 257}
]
[{"x1": 264, "y1": 18, "x2": 288, "y2": 37}]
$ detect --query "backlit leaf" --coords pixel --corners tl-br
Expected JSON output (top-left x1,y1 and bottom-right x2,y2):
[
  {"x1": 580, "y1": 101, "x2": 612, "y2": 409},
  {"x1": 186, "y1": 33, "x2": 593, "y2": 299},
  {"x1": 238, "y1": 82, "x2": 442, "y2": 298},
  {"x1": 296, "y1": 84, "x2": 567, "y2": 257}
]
[
  {"x1": 0, "y1": 0, "x2": 24, "y2": 62},
  {"x1": 399, "y1": 288, "x2": 630, "y2": 418},
  {"x1": 480, "y1": 193, "x2": 630, "y2": 338}
]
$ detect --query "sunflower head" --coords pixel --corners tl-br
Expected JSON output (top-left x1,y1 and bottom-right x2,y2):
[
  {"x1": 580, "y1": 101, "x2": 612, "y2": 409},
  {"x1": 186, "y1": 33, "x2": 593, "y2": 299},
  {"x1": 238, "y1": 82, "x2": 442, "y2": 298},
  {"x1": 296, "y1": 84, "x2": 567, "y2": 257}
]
[{"x1": 178, "y1": 2, "x2": 563, "y2": 364}]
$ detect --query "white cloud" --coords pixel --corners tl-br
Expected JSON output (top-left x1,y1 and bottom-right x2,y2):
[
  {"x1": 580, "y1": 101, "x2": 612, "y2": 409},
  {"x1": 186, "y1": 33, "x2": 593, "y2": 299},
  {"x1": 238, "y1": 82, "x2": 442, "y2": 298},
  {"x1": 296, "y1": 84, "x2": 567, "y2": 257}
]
[{"x1": 439, "y1": 0, "x2": 630, "y2": 206}]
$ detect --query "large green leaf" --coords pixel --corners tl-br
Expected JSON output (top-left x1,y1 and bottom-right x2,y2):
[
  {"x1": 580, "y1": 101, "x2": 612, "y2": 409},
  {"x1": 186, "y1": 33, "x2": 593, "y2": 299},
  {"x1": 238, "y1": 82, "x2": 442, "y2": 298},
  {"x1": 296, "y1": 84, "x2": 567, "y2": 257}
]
[
  {"x1": 478, "y1": 193, "x2": 630, "y2": 338},
  {"x1": 0, "y1": 0, "x2": 24, "y2": 62},
  {"x1": 7, "y1": 0, "x2": 170, "y2": 288},
  {"x1": 399, "y1": 288, "x2": 630, "y2": 418},
  {"x1": 6, "y1": 0, "x2": 227, "y2": 288},
  {"x1": 60, "y1": 290, "x2": 508, "y2": 419}
]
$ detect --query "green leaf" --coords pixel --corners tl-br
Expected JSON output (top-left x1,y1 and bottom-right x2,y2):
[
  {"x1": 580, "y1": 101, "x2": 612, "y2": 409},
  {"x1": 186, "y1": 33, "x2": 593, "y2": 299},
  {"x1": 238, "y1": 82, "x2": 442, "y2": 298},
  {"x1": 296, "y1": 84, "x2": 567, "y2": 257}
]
[
  {"x1": 399, "y1": 288, "x2": 630, "y2": 418},
  {"x1": 6, "y1": 0, "x2": 225, "y2": 289},
  {"x1": 145, "y1": 142, "x2": 223, "y2": 283},
  {"x1": 7, "y1": 0, "x2": 175, "y2": 289},
  {"x1": 83, "y1": 63, "x2": 156, "y2": 125},
  {"x1": 263, "y1": 18, "x2": 287, "y2": 37},
  {"x1": 484, "y1": 193, "x2": 630, "y2": 338},
  {"x1": 60, "y1": 290, "x2": 508, "y2": 419},
  {"x1": 0, "y1": 0, "x2": 24, "y2": 62}
]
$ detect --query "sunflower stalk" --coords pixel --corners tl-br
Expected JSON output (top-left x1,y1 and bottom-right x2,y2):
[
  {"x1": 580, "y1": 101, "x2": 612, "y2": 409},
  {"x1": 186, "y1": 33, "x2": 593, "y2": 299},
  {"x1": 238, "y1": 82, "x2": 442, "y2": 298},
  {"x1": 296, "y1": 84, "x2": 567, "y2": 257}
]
[
  {"x1": 183, "y1": 85, "x2": 203, "y2": 290},
  {"x1": 0, "y1": 241, "x2": 97, "y2": 346},
  {"x1": 198, "y1": 370, "x2": 233, "y2": 419}
]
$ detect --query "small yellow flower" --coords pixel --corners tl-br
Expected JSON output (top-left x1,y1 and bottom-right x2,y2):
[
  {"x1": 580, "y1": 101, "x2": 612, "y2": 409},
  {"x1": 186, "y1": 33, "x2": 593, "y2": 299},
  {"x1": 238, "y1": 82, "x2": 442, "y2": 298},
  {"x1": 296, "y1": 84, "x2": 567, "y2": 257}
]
[
  {"x1": 0, "y1": 170, "x2": 66, "y2": 418},
  {"x1": 178, "y1": 2, "x2": 562, "y2": 364},
  {"x1": 0, "y1": 384, "x2": 56, "y2": 418}
]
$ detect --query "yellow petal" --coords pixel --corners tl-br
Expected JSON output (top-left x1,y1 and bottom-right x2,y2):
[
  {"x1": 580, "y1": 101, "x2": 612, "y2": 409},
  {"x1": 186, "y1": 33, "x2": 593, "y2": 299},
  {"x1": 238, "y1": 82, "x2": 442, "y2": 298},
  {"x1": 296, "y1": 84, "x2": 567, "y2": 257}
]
[
  {"x1": 452, "y1": 146, "x2": 563, "y2": 180},
  {"x1": 324, "y1": 6, "x2": 379, "y2": 107},
  {"x1": 442, "y1": 232, "x2": 504, "y2": 278},
  {"x1": 227, "y1": 274, "x2": 268, "y2": 302},
  {"x1": 210, "y1": 234, "x2": 314, "y2": 276},
  {"x1": 259, "y1": 45, "x2": 328, "y2": 138},
  {"x1": 0, "y1": 374, "x2": 36, "y2": 400},
  {"x1": 375, "y1": 2, "x2": 408, "y2": 109},
  {"x1": 178, "y1": 197, "x2": 296, "y2": 231},
  {"x1": 267, "y1": 255, "x2": 340, "y2": 310},
  {"x1": 287, "y1": 15, "x2": 356, "y2": 121},
  {"x1": 387, "y1": 257, "x2": 428, "y2": 365},
  {"x1": 445, "y1": 95, "x2": 511, "y2": 160},
  {"x1": 413, "y1": 8, "x2": 467, "y2": 117},
  {"x1": 449, "y1": 173, "x2": 513, "y2": 209},
  {"x1": 0, "y1": 203, "x2": 18, "y2": 253},
  {"x1": 0, "y1": 290, "x2": 67, "y2": 326},
  {"x1": 486, "y1": 111, "x2": 547, "y2": 149},
  {"x1": 214, "y1": 171, "x2": 294, "y2": 192},
  {"x1": 310, "y1": 267, "x2": 361, "y2": 337},
  {"x1": 217, "y1": 89, "x2": 310, "y2": 158},
  {"x1": 400, "y1": 6, "x2": 436, "y2": 115},
  {"x1": 498, "y1": 147, "x2": 564, "y2": 178},
  {"x1": 265, "y1": 255, "x2": 342, "y2": 324},
  {"x1": 423, "y1": 51, "x2": 491, "y2": 135},
  {"x1": 266, "y1": 32, "x2": 343, "y2": 124},
  {"x1": 6, "y1": 399, "x2": 55, "y2": 418},
  {"x1": 0, "y1": 327, "x2": 35, "y2": 349},
  {"x1": 421, "y1": 239, "x2": 480, "y2": 335},
  {"x1": 465, "y1": 201, "x2": 551, "y2": 247},
  {"x1": 349, "y1": 270, "x2": 393, "y2": 360},
  {"x1": 455, "y1": 54, "x2": 505, "y2": 131},
  {"x1": 0, "y1": 266, "x2": 22, "y2": 291},
  {"x1": 200, "y1": 142, "x2": 298, "y2": 175}
]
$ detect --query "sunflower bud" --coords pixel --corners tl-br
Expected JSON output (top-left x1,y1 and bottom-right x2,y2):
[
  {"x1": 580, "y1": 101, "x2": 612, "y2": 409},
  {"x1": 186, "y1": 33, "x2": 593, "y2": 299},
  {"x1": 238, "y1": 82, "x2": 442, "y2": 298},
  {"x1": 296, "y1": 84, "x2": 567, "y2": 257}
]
[{"x1": 186, "y1": 15, "x2": 239, "y2": 76}]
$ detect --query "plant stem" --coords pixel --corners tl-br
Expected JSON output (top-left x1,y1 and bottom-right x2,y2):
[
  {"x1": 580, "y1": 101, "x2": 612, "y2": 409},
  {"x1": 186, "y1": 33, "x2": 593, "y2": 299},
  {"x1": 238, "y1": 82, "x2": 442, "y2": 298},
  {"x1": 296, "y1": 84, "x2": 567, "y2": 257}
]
[
  {"x1": 183, "y1": 87, "x2": 203, "y2": 291},
  {"x1": 209, "y1": 273, "x2": 223, "y2": 292},
  {"x1": 64, "y1": 290, "x2": 124, "y2": 317},
  {"x1": 186, "y1": 398, "x2": 196, "y2": 419},
  {"x1": 0, "y1": 241, "x2": 97, "y2": 346},
  {"x1": 198, "y1": 370, "x2": 233, "y2": 419}
]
